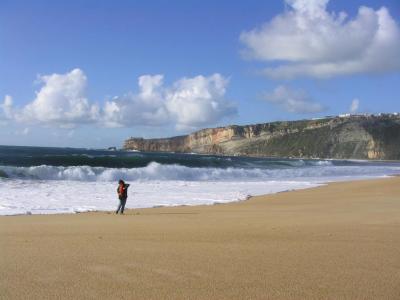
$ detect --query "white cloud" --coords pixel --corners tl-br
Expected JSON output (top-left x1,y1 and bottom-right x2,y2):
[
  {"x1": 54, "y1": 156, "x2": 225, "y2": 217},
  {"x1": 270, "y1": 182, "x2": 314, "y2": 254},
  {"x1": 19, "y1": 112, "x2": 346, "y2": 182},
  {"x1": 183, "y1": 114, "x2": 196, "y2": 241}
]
[
  {"x1": 165, "y1": 74, "x2": 236, "y2": 130},
  {"x1": 6, "y1": 69, "x2": 235, "y2": 130},
  {"x1": 350, "y1": 98, "x2": 360, "y2": 113},
  {"x1": 16, "y1": 69, "x2": 100, "y2": 127},
  {"x1": 103, "y1": 73, "x2": 236, "y2": 130},
  {"x1": 1, "y1": 95, "x2": 13, "y2": 119},
  {"x1": 22, "y1": 127, "x2": 30, "y2": 135},
  {"x1": 240, "y1": 0, "x2": 400, "y2": 79},
  {"x1": 14, "y1": 127, "x2": 31, "y2": 136},
  {"x1": 67, "y1": 130, "x2": 75, "y2": 138},
  {"x1": 264, "y1": 85, "x2": 326, "y2": 113},
  {"x1": 102, "y1": 74, "x2": 170, "y2": 128}
]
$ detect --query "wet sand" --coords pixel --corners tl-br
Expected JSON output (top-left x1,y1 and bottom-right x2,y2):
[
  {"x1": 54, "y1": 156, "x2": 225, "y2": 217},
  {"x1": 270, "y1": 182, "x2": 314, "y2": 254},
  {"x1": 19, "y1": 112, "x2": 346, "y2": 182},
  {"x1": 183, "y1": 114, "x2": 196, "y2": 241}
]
[{"x1": 1, "y1": 177, "x2": 400, "y2": 299}]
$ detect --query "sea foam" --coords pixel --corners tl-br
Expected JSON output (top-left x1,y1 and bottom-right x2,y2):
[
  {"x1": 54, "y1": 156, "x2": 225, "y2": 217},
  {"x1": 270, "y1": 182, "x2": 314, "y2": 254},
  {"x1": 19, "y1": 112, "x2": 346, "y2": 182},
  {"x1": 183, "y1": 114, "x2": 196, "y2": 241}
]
[{"x1": 0, "y1": 179, "x2": 320, "y2": 215}]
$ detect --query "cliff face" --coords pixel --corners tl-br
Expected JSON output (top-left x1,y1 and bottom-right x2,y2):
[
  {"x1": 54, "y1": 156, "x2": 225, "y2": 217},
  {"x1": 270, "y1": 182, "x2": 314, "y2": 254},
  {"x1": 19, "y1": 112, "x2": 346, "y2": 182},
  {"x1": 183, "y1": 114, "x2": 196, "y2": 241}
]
[{"x1": 123, "y1": 114, "x2": 400, "y2": 160}]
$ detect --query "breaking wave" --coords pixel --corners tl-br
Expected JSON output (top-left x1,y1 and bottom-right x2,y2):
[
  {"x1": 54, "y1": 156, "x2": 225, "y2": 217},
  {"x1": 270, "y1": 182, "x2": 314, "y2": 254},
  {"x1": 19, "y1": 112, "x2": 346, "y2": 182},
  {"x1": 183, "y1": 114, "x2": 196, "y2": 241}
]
[{"x1": 1, "y1": 161, "x2": 399, "y2": 182}]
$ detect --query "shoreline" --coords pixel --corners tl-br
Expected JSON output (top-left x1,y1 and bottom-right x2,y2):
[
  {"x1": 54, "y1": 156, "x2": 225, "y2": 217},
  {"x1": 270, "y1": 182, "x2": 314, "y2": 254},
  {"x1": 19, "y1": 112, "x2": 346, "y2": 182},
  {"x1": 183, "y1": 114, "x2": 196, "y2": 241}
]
[
  {"x1": 0, "y1": 175, "x2": 393, "y2": 217},
  {"x1": 2, "y1": 176, "x2": 400, "y2": 299},
  {"x1": 0, "y1": 174, "x2": 400, "y2": 218}
]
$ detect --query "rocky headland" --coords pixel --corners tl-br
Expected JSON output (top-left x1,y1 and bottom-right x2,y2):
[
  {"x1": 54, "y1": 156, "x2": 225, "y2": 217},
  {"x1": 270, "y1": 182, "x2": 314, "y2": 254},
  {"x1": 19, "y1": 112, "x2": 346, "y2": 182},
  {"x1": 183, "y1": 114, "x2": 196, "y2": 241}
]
[{"x1": 124, "y1": 114, "x2": 400, "y2": 160}]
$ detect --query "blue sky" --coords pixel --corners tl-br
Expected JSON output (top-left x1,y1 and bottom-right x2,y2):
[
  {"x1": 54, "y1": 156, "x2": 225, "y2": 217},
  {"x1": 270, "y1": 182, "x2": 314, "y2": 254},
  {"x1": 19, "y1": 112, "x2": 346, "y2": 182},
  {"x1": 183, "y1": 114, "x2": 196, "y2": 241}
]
[{"x1": 1, "y1": 0, "x2": 399, "y2": 148}]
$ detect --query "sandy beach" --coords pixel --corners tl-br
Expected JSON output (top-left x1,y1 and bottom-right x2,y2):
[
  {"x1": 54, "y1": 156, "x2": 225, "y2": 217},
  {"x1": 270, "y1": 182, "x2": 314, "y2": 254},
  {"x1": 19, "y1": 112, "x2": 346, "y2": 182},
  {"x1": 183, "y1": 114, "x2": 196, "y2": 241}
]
[{"x1": 1, "y1": 177, "x2": 400, "y2": 299}]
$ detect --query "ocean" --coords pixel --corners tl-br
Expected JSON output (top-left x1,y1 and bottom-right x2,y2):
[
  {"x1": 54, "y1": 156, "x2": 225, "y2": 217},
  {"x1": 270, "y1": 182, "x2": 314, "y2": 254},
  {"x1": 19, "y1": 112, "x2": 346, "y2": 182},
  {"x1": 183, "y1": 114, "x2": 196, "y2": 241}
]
[{"x1": 1, "y1": 145, "x2": 399, "y2": 215}]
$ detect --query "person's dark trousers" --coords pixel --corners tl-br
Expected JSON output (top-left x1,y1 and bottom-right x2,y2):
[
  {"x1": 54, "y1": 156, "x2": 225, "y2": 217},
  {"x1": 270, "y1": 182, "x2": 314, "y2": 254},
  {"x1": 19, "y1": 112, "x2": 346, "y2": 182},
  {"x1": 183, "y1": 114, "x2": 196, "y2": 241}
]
[{"x1": 116, "y1": 198, "x2": 127, "y2": 214}]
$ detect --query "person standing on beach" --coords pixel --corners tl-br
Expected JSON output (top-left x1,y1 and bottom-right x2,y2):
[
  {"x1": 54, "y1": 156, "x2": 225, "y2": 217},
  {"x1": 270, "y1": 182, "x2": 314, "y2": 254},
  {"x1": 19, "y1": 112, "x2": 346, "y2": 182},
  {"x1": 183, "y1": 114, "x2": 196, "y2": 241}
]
[{"x1": 116, "y1": 179, "x2": 130, "y2": 214}]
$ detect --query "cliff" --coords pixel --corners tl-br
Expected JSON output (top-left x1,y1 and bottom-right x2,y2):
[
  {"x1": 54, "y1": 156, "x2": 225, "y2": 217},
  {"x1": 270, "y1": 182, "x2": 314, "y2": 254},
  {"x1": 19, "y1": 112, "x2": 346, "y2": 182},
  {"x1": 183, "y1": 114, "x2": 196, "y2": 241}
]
[{"x1": 123, "y1": 114, "x2": 400, "y2": 160}]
